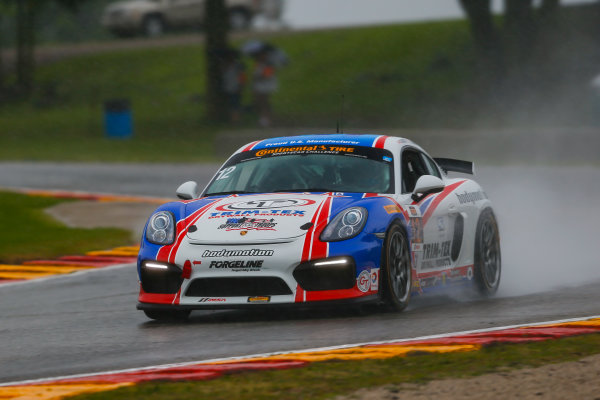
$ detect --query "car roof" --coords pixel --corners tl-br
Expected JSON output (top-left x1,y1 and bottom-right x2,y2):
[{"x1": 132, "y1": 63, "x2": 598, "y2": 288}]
[{"x1": 235, "y1": 134, "x2": 422, "y2": 154}]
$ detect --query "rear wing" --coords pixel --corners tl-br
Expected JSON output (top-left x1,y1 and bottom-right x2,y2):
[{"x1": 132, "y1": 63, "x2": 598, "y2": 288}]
[{"x1": 434, "y1": 158, "x2": 475, "y2": 175}]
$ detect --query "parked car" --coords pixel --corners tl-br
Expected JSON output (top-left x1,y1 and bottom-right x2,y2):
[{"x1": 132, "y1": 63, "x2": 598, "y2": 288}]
[
  {"x1": 101, "y1": 0, "x2": 268, "y2": 37},
  {"x1": 136, "y1": 134, "x2": 501, "y2": 321}
]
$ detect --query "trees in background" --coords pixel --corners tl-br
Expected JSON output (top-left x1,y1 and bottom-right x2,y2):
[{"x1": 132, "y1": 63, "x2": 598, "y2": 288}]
[
  {"x1": 1, "y1": 0, "x2": 86, "y2": 98},
  {"x1": 459, "y1": 0, "x2": 562, "y2": 74},
  {"x1": 204, "y1": 0, "x2": 230, "y2": 122}
]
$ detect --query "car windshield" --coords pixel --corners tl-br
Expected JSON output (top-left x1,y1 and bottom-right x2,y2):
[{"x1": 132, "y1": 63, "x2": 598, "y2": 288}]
[{"x1": 204, "y1": 145, "x2": 394, "y2": 196}]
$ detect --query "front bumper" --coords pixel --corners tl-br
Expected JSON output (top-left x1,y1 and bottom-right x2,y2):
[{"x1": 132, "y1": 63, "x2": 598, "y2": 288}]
[{"x1": 137, "y1": 255, "x2": 380, "y2": 310}]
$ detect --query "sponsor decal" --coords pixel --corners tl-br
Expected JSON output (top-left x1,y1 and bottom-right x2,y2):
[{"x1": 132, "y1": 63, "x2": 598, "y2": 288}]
[
  {"x1": 202, "y1": 249, "x2": 274, "y2": 257},
  {"x1": 215, "y1": 199, "x2": 315, "y2": 215},
  {"x1": 408, "y1": 205, "x2": 421, "y2": 217},
  {"x1": 357, "y1": 270, "x2": 371, "y2": 292},
  {"x1": 410, "y1": 217, "x2": 424, "y2": 244},
  {"x1": 384, "y1": 204, "x2": 402, "y2": 214},
  {"x1": 421, "y1": 240, "x2": 452, "y2": 270},
  {"x1": 383, "y1": 156, "x2": 393, "y2": 162},
  {"x1": 264, "y1": 139, "x2": 360, "y2": 147},
  {"x1": 370, "y1": 268, "x2": 380, "y2": 291},
  {"x1": 218, "y1": 217, "x2": 277, "y2": 231},
  {"x1": 423, "y1": 240, "x2": 451, "y2": 259},
  {"x1": 467, "y1": 266, "x2": 473, "y2": 280},
  {"x1": 198, "y1": 297, "x2": 226, "y2": 303},
  {"x1": 209, "y1": 260, "x2": 264, "y2": 271},
  {"x1": 209, "y1": 209, "x2": 307, "y2": 218},
  {"x1": 412, "y1": 243, "x2": 423, "y2": 252},
  {"x1": 247, "y1": 296, "x2": 271, "y2": 303},
  {"x1": 437, "y1": 217, "x2": 446, "y2": 232},
  {"x1": 419, "y1": 277, "x2": 438, "y2": 288},
  {"x1": 455, "y1": 190, "x2": 487, "y2": 205},
  {"x1": 255, "y1": 145, "x2": 355, "y2": 157}
]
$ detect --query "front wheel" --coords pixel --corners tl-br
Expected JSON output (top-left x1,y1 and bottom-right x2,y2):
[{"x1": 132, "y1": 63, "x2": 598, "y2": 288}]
[
  {"x1": 143, "y1": 309, "x2": 190, "y2": 321},
  {"x1": 474, "y1": 209, "x2": 501, "y2": 296},
  {"x1": 381, "y1": 224, "x2": 412, "y2": 311}
]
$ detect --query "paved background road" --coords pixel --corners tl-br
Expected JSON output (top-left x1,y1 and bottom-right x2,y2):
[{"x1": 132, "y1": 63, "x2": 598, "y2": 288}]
[{"x1": 1, "y1": 163, "x2": 599, "y2": 383}]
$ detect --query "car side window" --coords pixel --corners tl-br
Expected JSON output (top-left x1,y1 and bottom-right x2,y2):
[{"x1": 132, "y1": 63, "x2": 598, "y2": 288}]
[
  {"x1": 401, "y1": 149, "x2": 430, "y2": 193},
  {"x1": 421, "y1": 154, "x2": 442, "y2": 179}
]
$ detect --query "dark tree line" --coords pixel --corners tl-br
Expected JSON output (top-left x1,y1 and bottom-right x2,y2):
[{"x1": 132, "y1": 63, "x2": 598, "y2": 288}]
[
  {"x1": 0, "y1": 0, "x2": 231, "y2": 122},
  {"x1": 0, "y1": 0, "x2": 87, "y2": 99},
  {"x1": 459, "y1": 0, "x2": 561, "y2": 75}
]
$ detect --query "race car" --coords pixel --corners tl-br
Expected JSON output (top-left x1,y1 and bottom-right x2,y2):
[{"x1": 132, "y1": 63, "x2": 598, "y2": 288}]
[{"x1": 137, "y1": 134, "x2": 501, "y2": 320}]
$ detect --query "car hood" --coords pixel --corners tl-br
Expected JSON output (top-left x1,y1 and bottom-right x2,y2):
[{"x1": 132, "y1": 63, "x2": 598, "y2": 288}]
[{"x1": 185, "y1": 193, "x2": 331, "y2": 245}]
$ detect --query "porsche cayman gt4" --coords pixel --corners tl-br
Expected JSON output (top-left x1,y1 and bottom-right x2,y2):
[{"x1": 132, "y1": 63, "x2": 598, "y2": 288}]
[{"x1": 137, "y1": 134, "x2": 500, "y2": 320}]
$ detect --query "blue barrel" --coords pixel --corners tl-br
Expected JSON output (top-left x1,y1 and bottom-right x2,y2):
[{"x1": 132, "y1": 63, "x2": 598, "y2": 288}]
[{"x1": 104, "y1": 99, "x2": 133, "y2": 139}]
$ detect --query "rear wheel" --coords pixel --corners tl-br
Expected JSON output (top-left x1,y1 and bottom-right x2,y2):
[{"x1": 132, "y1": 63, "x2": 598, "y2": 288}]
[
  {"x1": 143, "y1": 309, "x2": 190, "y2": 321},
  {"x1": 381, "y1": 224, "x2": 412, "y2": 311},
  {"x1": 474, "y1": 209, "x2": 501, "y2": 296}
]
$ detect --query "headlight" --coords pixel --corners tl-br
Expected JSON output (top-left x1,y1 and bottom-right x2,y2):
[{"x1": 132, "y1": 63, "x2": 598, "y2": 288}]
[
  {"x1": 320, "y1": 207, "x2": 368, "y2": 242},
  {"x1": 146, "y1": 211, "x2": 175, "y2": 245}
]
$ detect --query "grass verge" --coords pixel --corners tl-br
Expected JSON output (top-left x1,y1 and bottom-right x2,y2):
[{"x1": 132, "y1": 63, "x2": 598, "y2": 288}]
[
  {"x1": 0, "y1": 191, "x2": 132, "y2": 264},
  {"x1": 0, "y1": 20, "x2": 477, "y2": 162},
  {"x1": 68, "y1": 333, "x2": 600, "y2": 400}
]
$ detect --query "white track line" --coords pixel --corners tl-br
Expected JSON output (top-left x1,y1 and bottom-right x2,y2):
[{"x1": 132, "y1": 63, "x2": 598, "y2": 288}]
[{"x1": 2, "y1": 314, "x2": 599, "y2": 387}]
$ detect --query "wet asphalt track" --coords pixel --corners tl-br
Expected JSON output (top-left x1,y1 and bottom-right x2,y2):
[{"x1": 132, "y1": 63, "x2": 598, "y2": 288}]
[{"x1": 1, "y1": 163, "x2": 599, "y2": 383}]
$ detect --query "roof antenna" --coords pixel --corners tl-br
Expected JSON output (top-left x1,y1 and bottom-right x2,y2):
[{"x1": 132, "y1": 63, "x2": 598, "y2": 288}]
[{"x1": 336, "y1": 94, "x2": 345, "y2": 134}]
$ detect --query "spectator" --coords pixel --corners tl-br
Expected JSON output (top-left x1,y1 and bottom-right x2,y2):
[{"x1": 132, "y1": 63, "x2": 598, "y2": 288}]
[
  {"x1": 221, "y1": 48, "x2": 247, "y2": 123},
  {"x1": 251, "y1": 45, "x2": 278, "y2": 127}
]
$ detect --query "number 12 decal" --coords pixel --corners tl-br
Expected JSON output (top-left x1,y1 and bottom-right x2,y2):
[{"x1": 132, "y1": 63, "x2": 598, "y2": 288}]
[{"x1": 215, "y1": 166, "x2": 236, "y2": 181}]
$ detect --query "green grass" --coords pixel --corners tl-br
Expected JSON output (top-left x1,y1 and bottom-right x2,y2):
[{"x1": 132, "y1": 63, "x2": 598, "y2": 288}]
[
  {"x1": 68, "y1": 333, "x2": 600, "y2": 400},
  {"x1": 0, "y1": 20, "x2": 477, "y2": 162},
  {"x1": 0, "y1": 191, "x2": 132, "y2": 263}
]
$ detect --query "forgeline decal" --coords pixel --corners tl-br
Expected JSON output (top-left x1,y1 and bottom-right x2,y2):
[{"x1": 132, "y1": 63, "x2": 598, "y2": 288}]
[
  {"x1": 209, "y1": 260, "x2": 264, "y2": 270},
  {"x1": 217, "y1": 199, "x2": 316, "y2": 210},
  {"x1": 218, "y1": 217, "x2": 277, "y2": 231},
  {"x1": 209, "y1": 210, "x2": 307, "y2": 218},
  {"x1": 201, "y1": 249, "x2": 274, "y2": 257},
  {"x1": 357, "y1": 270, "x2": 371, "y2": 292},
  {"x1": 255, "y1": 145, "x2": 355, "y2": 157},
  {"x1": 455, "y1": 190, "x2": 487, "y2": 205}
]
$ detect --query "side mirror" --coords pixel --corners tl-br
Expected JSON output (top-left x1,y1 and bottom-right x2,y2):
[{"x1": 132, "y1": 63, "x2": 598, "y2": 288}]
[
  {"x1": 412, "y1": 175, "x2": 445, "y2": 202},
  {"x1": 176, "y1": 181, "x2": 199, "y2": 200}
]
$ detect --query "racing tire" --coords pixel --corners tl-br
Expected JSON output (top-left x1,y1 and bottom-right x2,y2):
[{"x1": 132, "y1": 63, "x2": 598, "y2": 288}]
[
  {"x1": 473, "y1": 208, "x2": 501, "y2": 296},
  {"x1": 142, "y1": 15, "x2": 165, "y2": 37},
  {"x1": 143, "y1": 309, "x2": 190, "y2": 321},
  {"x1": 381, "y1": 223, "x2": 412, "y2": 311}
]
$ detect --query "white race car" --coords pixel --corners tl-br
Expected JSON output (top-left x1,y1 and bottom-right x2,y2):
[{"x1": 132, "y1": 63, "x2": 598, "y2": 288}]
[{"x1": 137, "y1": 134, "x2": 501, "y2": 320}]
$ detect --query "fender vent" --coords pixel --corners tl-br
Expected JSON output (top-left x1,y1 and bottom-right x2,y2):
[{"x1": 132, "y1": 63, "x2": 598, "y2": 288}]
[{"x1": 451, "y1": 214, "x2": 464, "y2": 262}]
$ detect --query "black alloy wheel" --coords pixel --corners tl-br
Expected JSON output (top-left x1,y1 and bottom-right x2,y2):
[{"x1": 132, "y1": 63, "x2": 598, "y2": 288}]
[
  {"x1": 382, "y1": 224, "x2": 412, "y2": 311},
  {"x1": 474, "y1": 208, "x2": 501, "y2": 296}
]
